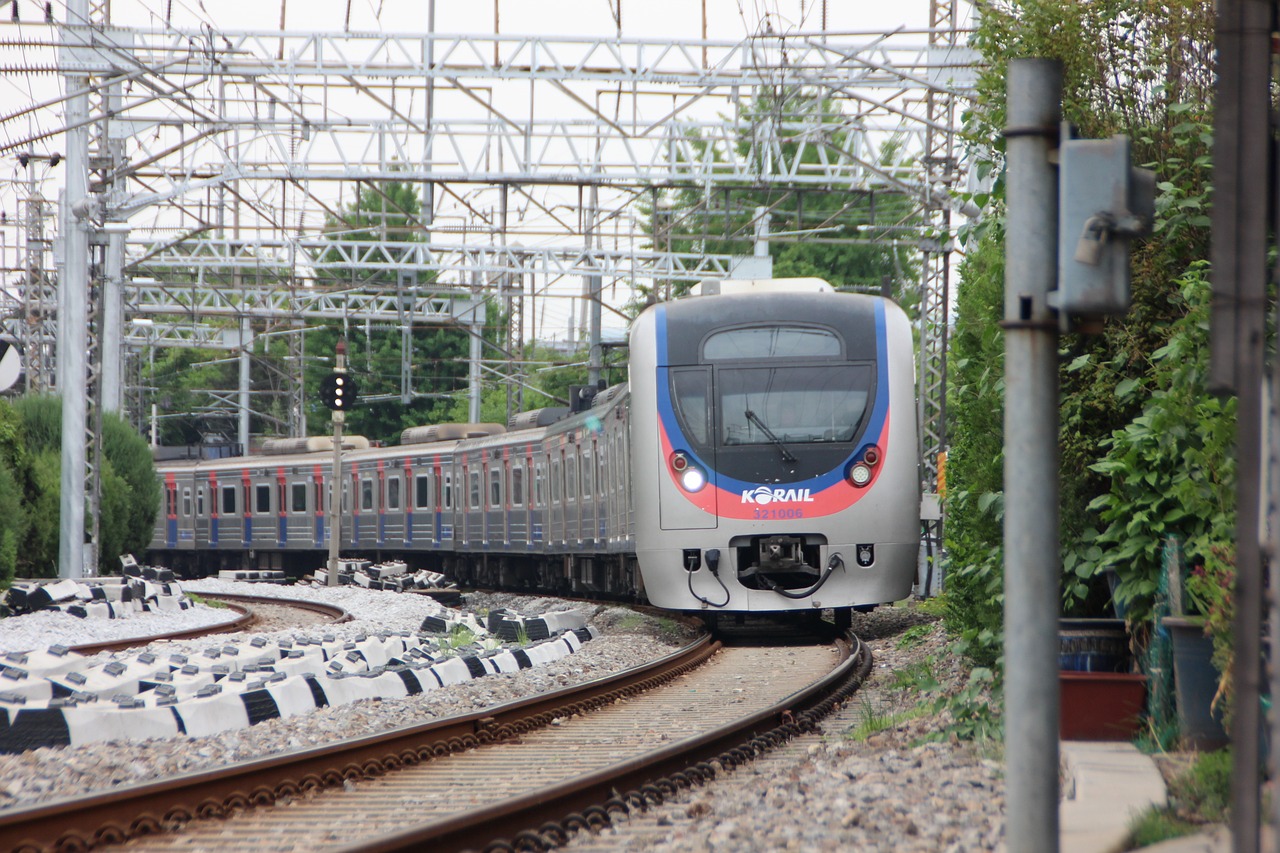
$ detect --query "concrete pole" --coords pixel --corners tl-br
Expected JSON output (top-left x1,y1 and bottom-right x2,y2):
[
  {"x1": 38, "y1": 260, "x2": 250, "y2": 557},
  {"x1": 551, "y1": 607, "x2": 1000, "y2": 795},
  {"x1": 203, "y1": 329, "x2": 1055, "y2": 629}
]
[
  {"x1": 58, "y1": 0, "x2": 92, "y2": 580},
  {"x1": 239, "y1": 316, "x2": 252, "y2": 451},
  {"x1": 587, "y1": 185, "x2": 602, "y2": 388},
  {"x1": 468, "y1": 319, "x2": 482, "y2": 423},
  {"x1": 1002, "y1": 58, "x2": 1062, "y2": 853},
  {"x1": 100, "y1": 227, "x2": 126, "y2": 413},
  {"x1": 753, "y1": 205, "x2": 770, "y2": 257}
]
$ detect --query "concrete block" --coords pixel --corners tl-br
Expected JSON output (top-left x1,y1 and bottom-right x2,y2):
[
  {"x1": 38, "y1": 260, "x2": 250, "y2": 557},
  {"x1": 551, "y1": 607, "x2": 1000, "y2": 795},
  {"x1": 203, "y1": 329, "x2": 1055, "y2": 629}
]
[
  {"x1": 431, "y1": 657, "x2": 472, "y2": 686},
  {"x1": 63, "y1": 704, "x2": 181, "y2": 746},
  {"x1": 265, "y1": 677, "x2": 322, "y2": 718},
  {"x1": 0, "y1": 707, "x2": 70, "y2": 753},
  {"x1": 172, "y1": 691, "x2": 250, "y2": 737}
]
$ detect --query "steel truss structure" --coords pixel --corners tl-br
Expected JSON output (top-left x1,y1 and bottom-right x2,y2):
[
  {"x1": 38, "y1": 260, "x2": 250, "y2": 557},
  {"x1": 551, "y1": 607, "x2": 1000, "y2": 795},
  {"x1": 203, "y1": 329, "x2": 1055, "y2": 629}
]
[{"x1": 0, "y1": 2, "x2": 978, "y2": 578}]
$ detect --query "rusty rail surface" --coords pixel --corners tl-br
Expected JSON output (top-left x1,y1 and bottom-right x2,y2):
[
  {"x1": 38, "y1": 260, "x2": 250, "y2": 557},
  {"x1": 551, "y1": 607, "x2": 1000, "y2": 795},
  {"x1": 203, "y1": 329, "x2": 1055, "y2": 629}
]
[
  {"x1": 0, "y1": 634, "x2": 717, "y2": 852},
  {"x1": 352, "y1": 633, "x2": 872, "y2": 853}
]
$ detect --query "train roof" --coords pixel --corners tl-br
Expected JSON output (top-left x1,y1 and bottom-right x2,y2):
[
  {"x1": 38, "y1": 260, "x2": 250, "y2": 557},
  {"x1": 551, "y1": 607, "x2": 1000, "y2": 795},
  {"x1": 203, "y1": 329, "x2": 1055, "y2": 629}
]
[{"x1": 687, "y1": 277, "x2": 834, "y2": 296}]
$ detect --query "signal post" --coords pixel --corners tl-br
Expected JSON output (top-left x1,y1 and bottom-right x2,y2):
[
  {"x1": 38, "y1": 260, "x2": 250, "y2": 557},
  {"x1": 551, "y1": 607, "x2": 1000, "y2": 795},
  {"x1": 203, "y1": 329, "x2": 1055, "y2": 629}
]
[{"x1": 321, "y1": 340, "x2": 358, "y2": 586}]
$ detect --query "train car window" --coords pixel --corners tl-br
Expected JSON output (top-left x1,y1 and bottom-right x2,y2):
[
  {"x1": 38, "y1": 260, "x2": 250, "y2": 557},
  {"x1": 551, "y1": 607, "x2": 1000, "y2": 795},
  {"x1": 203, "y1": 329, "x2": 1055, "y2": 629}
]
[
  {"x1": 551, "y1": 459, "x2": 561, "y2": 503},
  {"x1": 535, "y1": 462, "x2": 545, "y2": 507},
  {"x1": 361, "y1": 478, "x2": 374, "y2": 511},
  {"x1": 511, "y1": 466, "x2": 524, "y2": 507},
  {"x1": 488, "y1": 469, "x2": 501, "y2": 508},
  {"x1": 197, "y1": 487, "x2": 205, "y2": 516},
  {"x1": 291, "y1": 483, "x2": 307, "y2": 513},
  {"x1": 314, "y1": 480, "x2": 323, "y2": 514},
  {"x1": 341, "y1": 481, "x2": 349, "y2": 513},
  {"x1": 469, "y1": 471, "x2": 481, "y2": 509},
  {"x1": 182, "y1": 488, "x2": 192, "y2": 517},
  {"x1": 387, "y1": 476, "x2": 401, "y2": 510},
  {"x1": 582, "y1": 450, "x2": 594, "y2": 497},
  {"x1": 415, "y1": 474, "x2": 430, "y2": 510},
  {"x1": 221, "y1": 485, "x2": 237, "y2": 515},
  {"x1": 704, "y1": 325, "x2": 841, "y2": 360},
  {"x1": 566, "y1": 456, "x2": 577, "y2": 501},
  {"x1": 256, "y1": 484, "x2": 271, "y2": 514},
  {"x1": 670, "y1": 368, "x2": 710, "y2": 448},
  {"x1": 718, "y1": 365, "x2": 872, "y2": 445},
  {"x1": 443, "y1": 473, "x2": 452, "y2": 510}
]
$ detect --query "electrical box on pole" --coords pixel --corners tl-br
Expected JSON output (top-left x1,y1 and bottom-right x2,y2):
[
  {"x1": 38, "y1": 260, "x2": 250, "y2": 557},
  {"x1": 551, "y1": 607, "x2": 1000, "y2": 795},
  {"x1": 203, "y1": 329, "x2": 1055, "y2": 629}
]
[{"x1": 1054, "y1": 129, "x2": 1156, "y2": 330}]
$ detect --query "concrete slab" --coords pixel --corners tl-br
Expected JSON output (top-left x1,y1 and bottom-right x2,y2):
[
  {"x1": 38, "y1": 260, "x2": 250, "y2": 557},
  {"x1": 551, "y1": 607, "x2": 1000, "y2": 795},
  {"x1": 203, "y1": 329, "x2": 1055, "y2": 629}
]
[{"x1": 1060, "y1": 741, "x2": 1167, "y2": 853}]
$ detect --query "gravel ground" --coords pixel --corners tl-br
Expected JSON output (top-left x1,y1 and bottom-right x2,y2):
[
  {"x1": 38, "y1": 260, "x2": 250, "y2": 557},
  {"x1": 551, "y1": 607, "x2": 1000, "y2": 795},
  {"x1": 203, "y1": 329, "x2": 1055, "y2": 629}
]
[
  {"x1": 563, "y1": 604, "x2": 1007, "y2": 853},
  {"x1": 0, "y1": 583, "x2": 700, "y2": 813}
]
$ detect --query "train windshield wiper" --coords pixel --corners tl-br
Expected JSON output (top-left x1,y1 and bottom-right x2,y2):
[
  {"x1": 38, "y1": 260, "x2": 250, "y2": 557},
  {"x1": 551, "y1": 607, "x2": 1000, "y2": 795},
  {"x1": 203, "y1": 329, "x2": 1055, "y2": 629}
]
[{"x1": 744, "y1": 410, "x2": 797, "y2": 463}]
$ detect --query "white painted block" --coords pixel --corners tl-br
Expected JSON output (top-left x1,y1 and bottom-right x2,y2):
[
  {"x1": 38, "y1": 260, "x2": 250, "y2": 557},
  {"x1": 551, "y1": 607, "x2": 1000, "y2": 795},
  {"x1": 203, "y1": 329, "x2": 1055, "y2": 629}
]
[
  {"x1": 489, "y1": 652, "x2": 520, "y2": 674},
  {"x1": 431, "y1": 657, "x2": 472, "y2": 686},
  {"x1": 173, "y1": 691, "x2": 250, "y2": 738},
  {"x1": 265, "y1": 677, "x2": 321, "y2": 718},
  {"x1": 63, "y1": 704, "x2": 180, "y2": 746},
  {"x1": 542, "y1": 610, "x2": 587, "y2": 633}
]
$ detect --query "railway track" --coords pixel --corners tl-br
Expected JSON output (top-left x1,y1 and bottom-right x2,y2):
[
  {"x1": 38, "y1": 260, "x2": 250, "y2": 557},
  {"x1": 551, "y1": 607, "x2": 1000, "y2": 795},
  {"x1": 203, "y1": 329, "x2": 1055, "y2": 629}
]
[
  {"x1": 64, "y1": 593, "x2": 351, "y2": 656},
  {"x1": 0, "y1": 630, "x2": 871, "y2": 852}
]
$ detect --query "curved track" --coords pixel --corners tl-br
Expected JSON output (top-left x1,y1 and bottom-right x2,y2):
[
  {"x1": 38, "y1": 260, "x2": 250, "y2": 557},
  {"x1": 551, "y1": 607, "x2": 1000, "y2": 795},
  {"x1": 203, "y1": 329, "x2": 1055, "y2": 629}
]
[
  {"x1": 65, "y1": 593, "x2": 351, "y2": 655},
  {"x1": 0, "y1": 631, "x2": 872, "y2": 852}
]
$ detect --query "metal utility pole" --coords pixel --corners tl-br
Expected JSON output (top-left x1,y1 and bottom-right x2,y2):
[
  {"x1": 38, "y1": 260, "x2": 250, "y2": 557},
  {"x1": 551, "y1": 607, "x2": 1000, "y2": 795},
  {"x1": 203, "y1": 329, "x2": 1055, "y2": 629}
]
[
  {"x1": 1209, "y1": 1, "x2": 1269, "y2": 848},
  {"x1": 1002, "y1": 58, "x2": 1062, "y2": 853}
]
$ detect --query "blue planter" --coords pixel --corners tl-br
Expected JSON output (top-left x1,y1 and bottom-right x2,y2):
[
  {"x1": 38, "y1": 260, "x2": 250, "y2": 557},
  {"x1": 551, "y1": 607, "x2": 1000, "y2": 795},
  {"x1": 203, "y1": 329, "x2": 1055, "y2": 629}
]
[
  {"x1": 1162, "y1": 616, "x2": 1228, "y2": 751},
  {"x1": 1059, "y1": 618, "x2": 1129, "y2": 673}
]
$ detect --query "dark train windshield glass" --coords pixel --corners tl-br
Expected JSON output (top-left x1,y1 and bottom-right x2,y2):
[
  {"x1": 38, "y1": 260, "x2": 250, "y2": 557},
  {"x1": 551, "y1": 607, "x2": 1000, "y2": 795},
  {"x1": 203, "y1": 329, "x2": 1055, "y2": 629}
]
[
  {"x1": 717, "y1": 366, "x2": 872, "y2": 446},
  {"x1": 703, "y1": 326, "x2": 841, "y2": 360}
]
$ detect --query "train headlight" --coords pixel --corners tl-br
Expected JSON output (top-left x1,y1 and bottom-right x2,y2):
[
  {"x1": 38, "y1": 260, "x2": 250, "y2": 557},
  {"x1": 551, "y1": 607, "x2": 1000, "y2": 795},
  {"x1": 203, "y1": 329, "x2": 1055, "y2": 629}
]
[
  {"x1": 846, "y1": 444, "x2": 881, "y2": 488},
  {"x1": 680, "y1": 466, "x2": 707, "y2": 492},
  {"x1": 847, "y1": 462, "x2": 873, "y2": 487},
  {"x1": 670, "y1": 452, "x2": 690, "y2": 472}
]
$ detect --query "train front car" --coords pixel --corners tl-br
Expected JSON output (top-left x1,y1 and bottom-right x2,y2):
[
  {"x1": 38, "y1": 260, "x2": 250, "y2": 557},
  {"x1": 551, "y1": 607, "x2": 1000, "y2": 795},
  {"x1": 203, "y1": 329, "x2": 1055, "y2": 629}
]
[{"x1": 629, "y1": 279, "x2": 919, "y2": 614}]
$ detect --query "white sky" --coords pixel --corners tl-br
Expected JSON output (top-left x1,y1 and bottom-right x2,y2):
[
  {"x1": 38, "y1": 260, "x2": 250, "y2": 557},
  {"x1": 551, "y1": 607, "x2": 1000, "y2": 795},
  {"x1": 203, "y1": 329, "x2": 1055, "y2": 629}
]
[{"x1": 0, "y1": 0, "x2": 960, "y2": 346}]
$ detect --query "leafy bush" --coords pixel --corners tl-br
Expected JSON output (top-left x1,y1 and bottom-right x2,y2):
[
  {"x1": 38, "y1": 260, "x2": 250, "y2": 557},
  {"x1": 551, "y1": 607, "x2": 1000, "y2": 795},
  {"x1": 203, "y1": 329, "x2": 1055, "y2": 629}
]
[
  {"x1": 4, "y1": 397, "x2": 159, "y2": 575},
  {"x1": 22, "y1": 449, "x2": 61, "y2": 578},
  {"x1": 941, "y1": 0, "x2": 1216, "y2": 739}
]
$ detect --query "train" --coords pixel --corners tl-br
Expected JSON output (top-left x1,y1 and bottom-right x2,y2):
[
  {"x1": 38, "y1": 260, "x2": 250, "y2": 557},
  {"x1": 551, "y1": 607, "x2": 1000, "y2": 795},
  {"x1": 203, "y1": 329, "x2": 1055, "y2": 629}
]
[{"x1": 148, "y1": 278, "x2": 921, "y2": 618}]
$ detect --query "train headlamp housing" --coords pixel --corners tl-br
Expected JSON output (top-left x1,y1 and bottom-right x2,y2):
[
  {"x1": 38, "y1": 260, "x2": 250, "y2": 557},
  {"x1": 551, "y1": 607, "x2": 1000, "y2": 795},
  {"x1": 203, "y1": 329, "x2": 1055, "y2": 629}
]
[
  {"x1": 669, "y1": 451, "x2": 706, "y2": 492},
  {"x1": 680, "y1": 466, "x2": 707, "y2": 492},
  {"x1": 846, "y1": 444, "x2": 882, "y2": 489}
]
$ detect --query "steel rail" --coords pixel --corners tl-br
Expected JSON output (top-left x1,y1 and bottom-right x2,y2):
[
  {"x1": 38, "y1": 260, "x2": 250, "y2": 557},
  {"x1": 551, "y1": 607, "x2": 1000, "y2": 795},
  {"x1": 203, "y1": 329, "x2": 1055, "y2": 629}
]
[
  {"x1": 64, "y1": 593, "x2": 350, "y2": 656},
  {"x1": 353, "y1": 633, "x2": 871, "y2": 853},
  {"x1": 0, "y1": 634, "x2": 717, "y2": 852}
]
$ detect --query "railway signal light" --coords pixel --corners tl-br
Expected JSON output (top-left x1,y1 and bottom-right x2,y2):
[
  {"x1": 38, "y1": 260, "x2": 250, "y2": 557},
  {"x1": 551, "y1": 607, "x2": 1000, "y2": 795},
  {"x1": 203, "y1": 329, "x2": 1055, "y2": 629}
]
[{"x1": 319, "y1": 372, "x2": 358, "y2": 411}]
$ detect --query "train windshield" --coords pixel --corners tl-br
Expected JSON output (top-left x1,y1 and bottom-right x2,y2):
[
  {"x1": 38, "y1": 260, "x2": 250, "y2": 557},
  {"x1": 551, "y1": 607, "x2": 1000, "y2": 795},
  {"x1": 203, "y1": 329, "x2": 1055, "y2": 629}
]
[
  {"x1": 717, "y1": 366, "x2": 872, "y2": 446},
  {"x1": 704, "y1": 326, "x2": 841, "y2": 360}
]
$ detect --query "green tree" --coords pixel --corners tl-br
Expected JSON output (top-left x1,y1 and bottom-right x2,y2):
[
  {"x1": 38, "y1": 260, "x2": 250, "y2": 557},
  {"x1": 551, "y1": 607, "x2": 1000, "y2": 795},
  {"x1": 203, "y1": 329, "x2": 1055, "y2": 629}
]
[
  {"x1": 307, "y1": 178, "x2": 507, "y2": 442},
  {"x1": 8, "y1": 396, "x2": 159, "y2": 575},
  {"x1": 640, "y1": 89, "x2": 922, "y2": 307}
]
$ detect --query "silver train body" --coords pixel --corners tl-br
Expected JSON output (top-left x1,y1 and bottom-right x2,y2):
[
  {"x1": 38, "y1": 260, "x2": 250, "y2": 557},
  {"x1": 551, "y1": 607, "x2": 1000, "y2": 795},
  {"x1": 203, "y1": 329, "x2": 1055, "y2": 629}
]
[{"x1": 149, "y1": 280, "x2": 919, "y2": 614}]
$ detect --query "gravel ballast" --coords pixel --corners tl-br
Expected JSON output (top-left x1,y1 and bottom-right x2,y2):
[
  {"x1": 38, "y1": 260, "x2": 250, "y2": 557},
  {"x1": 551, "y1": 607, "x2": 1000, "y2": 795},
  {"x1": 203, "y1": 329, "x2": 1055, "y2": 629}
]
[
  {"x1": 562, "y1": 605, "x2": 1007, "y2": 853},
  {"x1": 0, "y1": 584, "x2": 1008, "y2": 851},
  {"x1": 0, "y1": 582, "x2": 698, "y2": 813}
]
